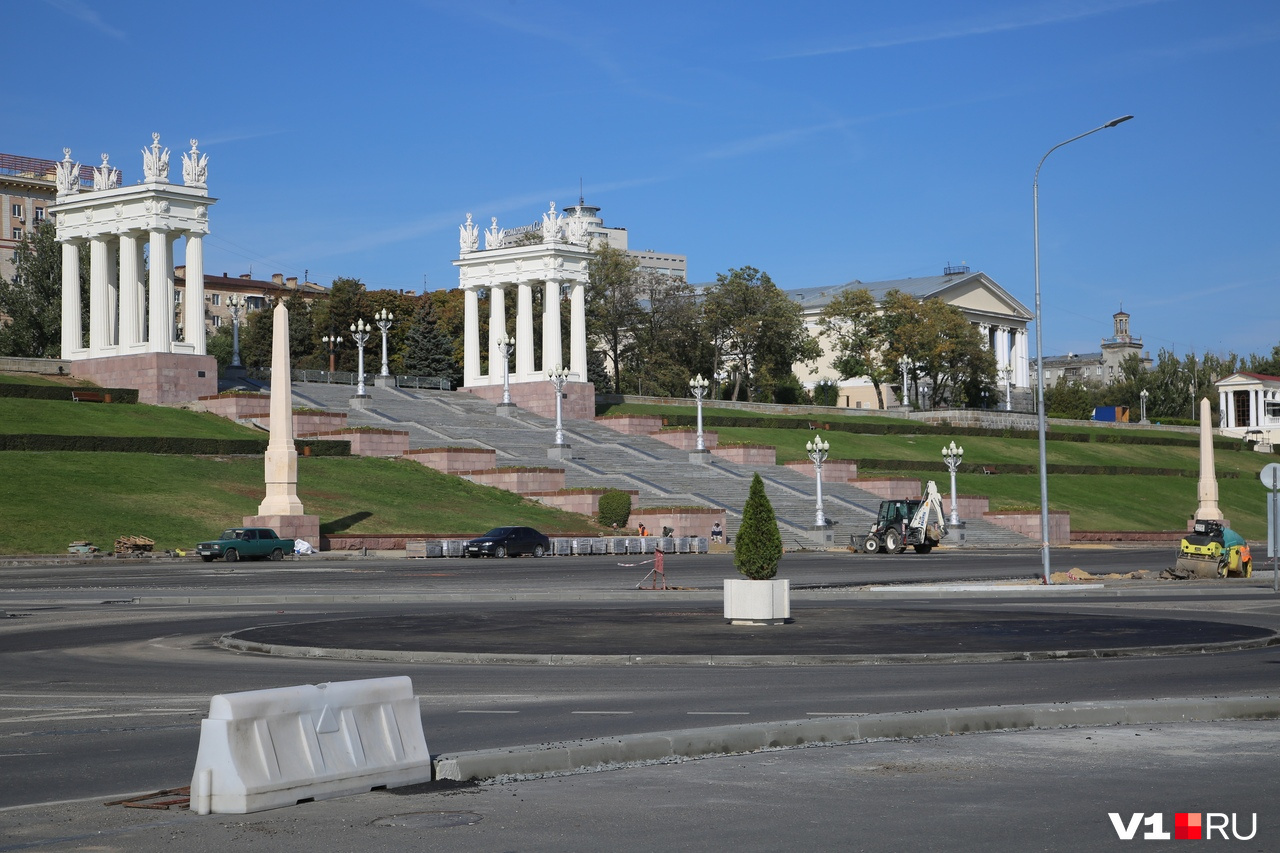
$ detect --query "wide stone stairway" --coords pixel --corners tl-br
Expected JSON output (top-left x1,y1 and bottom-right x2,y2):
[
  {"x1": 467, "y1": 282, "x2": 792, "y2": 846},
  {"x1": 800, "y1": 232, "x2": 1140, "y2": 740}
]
[{"x1": 287, "y1": 381, "x2": 1032, "y2": 547}]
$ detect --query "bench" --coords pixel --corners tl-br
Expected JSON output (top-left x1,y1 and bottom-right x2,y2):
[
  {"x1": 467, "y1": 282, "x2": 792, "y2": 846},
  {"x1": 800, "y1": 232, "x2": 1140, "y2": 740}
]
[
  {"x1": 982, "y1": 466, "x2": 998, "y2": 475},
  {"x1": 71, "y1": 390, "x2": 106, "y2": 403}
]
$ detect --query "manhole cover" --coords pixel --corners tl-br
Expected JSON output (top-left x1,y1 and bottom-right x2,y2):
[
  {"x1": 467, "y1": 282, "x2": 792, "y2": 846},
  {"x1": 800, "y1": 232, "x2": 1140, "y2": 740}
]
[{"x1": 373, "y1": 811, "x2": 482, "y2": 829}]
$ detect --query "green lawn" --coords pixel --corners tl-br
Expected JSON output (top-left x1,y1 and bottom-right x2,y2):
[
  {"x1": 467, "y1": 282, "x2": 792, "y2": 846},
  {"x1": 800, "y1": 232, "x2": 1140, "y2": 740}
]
[
  {"x1": 0, "y1": 452, "x2": 600, "y2": 555},
  {"x1": 0, "y1": 398, "x2": 261, "y2": 438},
  {"x1": 598, "y1": 402, "x2": 1272, "y2": 540}
]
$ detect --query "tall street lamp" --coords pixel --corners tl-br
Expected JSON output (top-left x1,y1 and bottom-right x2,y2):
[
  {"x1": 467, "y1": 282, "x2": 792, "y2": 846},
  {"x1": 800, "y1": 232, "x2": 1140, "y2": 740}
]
[
  {"x1": 898, "y1": 355, "x2": 910, "y2": 408},
  {"x1": 1033, "y1": 114, "x2": 1133, "y2": 584},
  {"x1": 321, "y1": 331, "x2": 342, "y2": 374},
  {"x1": 806, "y1": 434, "x2": 830, "y2": 527},
  {"x1": 1139, "y1": 388, "x2": 1149, "y2": 424},
  {"x1": 495, "y1": 332, "x2": 515, "y2": 408},
  {"x1": 942, "y1": 440, "x2": 964, "y2": 527},
  {"x1": 227, "y1": 294, "x2": 244, "y2": 369},
  {"x1": 350, "y1": 318, "x2": 371, "y2": 398},
  {"x1": 1003, "y1": 366, "x2": 1015, "y2": 412},
  {"x1": 548, "y1": 364, "x2": 572, "y2": 457},
  {"x1": 690, "y1": 373, "x2": 710, "y2": 453},
  {"x1": 374, "y1": 308, "x2": 394, "y2": 378}
]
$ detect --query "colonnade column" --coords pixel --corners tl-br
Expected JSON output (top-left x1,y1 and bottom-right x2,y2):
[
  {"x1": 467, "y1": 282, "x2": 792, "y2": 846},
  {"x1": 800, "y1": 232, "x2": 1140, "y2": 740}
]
[
  {"x1": 1220, "y1": 390, "x2": 1231, "y2": 429},
  {"x1": 515, "y1": 281, "x2": 534, "y2": 379},
  {"x1": 569, "y1": 280, "x2": 587, "y2": 381},
  {"x1": 184, "y1": 233, "x2": 206, "y2": 354},
  {"x1": 487, "y1": 284, "x2": 506, "y2": 383},
  {"x1": 88, "y1": 236, "x2": 111, "y2": 352},
  {"x1": 147, "y1": 230, "x2": 172, "y2": 352},
  {"x1": 118, "y1": 232, "x2": 143, "y2": 348},
  {"x1": 542, "y1": 279, "x2": 562, "y2": 373},
  {"x1": 60, "y1": 241, "x2": 81, "y2": 357},
  {"x1": 463, "y1": 285, "x2": 480, "y2": 386}
]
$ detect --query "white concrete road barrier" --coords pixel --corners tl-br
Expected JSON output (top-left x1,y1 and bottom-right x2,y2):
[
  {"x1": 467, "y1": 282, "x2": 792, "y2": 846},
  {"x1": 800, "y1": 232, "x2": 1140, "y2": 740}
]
[{"x1": 190, "y1": 676, "x2": 432, "y2": 814}]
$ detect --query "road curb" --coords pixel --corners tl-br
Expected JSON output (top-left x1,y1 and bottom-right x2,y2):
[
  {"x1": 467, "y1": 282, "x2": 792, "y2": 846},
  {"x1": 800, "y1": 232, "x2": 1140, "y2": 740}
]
[
  {"x1": 432, "y1": 695, "x2": 1280, "y2": 782},
  {"x1": 216, "y1": 629, "x2": 1280, "y2": 667}
]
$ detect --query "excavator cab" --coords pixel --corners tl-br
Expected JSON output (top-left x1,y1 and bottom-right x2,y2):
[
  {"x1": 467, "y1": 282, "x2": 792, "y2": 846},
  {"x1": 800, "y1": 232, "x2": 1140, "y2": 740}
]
[{"x1": 861, "y1": 482, "x2": 949, "y2": 555}]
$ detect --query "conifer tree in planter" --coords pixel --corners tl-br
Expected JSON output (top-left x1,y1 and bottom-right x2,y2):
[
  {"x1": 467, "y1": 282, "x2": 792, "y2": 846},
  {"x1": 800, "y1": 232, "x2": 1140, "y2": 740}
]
[{"x1": 725, "y1": 473, "x2": 790, "y2": 624}]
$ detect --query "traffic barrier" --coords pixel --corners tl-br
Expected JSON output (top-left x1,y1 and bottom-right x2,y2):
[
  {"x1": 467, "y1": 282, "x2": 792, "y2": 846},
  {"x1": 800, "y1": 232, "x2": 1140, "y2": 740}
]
[{"x1": 189, "y1": 676, "x2": 432, "y2": 815}]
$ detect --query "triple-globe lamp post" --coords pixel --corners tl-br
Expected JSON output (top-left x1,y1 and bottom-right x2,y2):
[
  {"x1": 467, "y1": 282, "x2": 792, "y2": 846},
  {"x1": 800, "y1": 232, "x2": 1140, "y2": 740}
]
[
  {"x1": 1033, "y1": 114, "x2": 1132, "y2": 584},
  {"x1": 549, "y1": 365, "x2": 572, "y2": 449},
  {"x1": 690, "y1": 373, "x2": 710, "y2": 451},
  {"x1": 321, "y1": 331, "x2": 342, "y2": 374},
  {"x1": 806, "y1": 434, "x2": 830, "y2": 528},
  {"x1": 227, "y1": 294, "x2": 244, "y2": 368},
  {"x1": 374, "y1": 308, "x2": 394, "y2": 378},
  {"x1": 495, "y1": 332, "x2": 515, "y2": 406},
  {"x1": 350, "y1": 318, "x2": 371, "y2": 397},
  {"x1": 942, "y1": 440, "x2": 964, "y2": 527}
]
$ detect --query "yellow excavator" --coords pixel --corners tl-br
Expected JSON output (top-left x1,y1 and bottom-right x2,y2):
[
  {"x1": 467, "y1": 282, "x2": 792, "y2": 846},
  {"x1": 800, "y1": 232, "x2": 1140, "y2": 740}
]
[{"x1": 1175, "y1": 519, "x2": 1252, "y2": 578}]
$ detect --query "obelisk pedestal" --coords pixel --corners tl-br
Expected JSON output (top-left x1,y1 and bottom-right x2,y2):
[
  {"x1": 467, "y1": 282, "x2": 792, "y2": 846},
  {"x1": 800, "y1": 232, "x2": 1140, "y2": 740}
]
[{"x1": 244, "y1": 302, "x2": 320, "y2": 549}]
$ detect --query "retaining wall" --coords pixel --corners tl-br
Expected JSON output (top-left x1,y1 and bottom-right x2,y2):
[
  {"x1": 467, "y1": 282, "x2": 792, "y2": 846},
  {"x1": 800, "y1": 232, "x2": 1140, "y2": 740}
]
[
  {"x1": 712, "y1": 445, "x2": 777, "y2": 466},
  {"x1": 404, "y1": 447, "x2": 498, "y2": 473},
  {"x1": 983, "y1": 510, "x2": 1071, "y2": 545}
]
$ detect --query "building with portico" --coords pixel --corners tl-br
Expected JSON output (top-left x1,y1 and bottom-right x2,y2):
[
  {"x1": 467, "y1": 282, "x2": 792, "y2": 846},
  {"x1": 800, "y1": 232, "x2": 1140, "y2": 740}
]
[
  {"x1": 1216, "y1": 371, "x2": 1280, "y2": 447},
  {"x1": 789, "y1": 265, "x2": 1034, "y2": 410}
]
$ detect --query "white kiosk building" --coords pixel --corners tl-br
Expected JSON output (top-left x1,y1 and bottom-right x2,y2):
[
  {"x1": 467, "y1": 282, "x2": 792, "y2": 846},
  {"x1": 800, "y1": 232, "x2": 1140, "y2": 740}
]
[
  {"x1": 49, "y1": 134, "x2": 217, "y2": 403},
  {"x1": 453, "y1": 203, "x2": 595, "y2": 420}
]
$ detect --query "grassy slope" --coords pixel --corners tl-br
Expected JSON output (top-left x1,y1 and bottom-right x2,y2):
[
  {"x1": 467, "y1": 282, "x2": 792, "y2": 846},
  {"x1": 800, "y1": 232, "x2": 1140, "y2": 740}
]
[
  {"x1": 0, "y1": 395, "x2": 602, "y2": 554},
  {"x1": 598, "y1": 403, "x2": 1272, "y2": 540}
]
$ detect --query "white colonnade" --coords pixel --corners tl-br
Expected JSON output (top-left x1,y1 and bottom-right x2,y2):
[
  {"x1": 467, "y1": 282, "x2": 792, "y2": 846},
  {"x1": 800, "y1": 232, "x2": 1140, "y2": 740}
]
[
  {"x1": 50, "y1": 135, "x2": 215, "y2": 360},
  {"x1": 453, "y1": 204, "x2": 592, "y2": 386}
]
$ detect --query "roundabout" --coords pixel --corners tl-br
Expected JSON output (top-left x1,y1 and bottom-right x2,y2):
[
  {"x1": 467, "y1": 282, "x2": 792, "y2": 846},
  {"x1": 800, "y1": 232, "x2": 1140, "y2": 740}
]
[{"x1": 220, "y1": 602, "x2": 1280, "y2": 665}]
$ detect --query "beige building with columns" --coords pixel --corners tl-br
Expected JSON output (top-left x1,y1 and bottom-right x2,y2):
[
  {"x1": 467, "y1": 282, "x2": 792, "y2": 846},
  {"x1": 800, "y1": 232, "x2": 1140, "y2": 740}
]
[{"x1": 789, "y1": 265, "x2": 1034, "y2": 409}]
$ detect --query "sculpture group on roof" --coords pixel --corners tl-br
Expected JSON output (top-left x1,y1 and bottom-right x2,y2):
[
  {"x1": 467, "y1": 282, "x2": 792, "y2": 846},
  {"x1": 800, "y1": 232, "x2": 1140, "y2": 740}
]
[
  {"x1": 460, "y1": 202, "x2": 592, "y2": 254},
  {"x1": 56, "y1": 133, "x2": 208, "y2": 198}
]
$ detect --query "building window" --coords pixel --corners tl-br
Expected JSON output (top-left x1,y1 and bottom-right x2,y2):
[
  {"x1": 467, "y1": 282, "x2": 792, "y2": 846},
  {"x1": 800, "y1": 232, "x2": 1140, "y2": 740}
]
[
  {"x1": 210, "y1": 293, "x2": 221, "y2": 306},
  {"x1": 10, "y1": 204, "x2": 21, "y2": 218},
  {"x1": 11, "y1": 228, "x2": 22, "y2": 240},
  {"x1": 174, "y1": 292, "x2": 182, "y2": 304},
  {"x1": 33, "y1": 207, "x2": 44, "y2": 221},
  {"x1": 246, "y1": 296, "x2": 266, "y2": 311},
  {"x1": 212, "y1": 315, "x2": 223, "y2": 328},
  {"x1": 1266, "y1": 400, "x2": 1280, "y2": 420}
]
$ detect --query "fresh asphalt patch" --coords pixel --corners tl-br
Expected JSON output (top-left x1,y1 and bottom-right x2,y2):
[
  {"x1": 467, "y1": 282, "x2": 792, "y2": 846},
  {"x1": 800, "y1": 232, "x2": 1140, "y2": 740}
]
[{"x1": 223, "y1": 602, "x2": 1276, "y2": 660}]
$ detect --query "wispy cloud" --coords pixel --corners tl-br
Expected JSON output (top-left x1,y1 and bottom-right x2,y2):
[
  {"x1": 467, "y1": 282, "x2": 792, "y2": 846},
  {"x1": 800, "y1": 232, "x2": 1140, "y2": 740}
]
[
  {"x1": 770, "y1": 0, "x2": 1168, "y2": 60},
  {"x1": 43, "y1": 0, "x2": 126, "y2": 40}
]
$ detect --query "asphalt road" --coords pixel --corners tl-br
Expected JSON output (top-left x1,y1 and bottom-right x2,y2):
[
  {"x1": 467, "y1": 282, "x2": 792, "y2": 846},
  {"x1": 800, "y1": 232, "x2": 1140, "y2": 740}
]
[{"x1": 2, "y1": 546, "x2": 1279, "y2": 828}]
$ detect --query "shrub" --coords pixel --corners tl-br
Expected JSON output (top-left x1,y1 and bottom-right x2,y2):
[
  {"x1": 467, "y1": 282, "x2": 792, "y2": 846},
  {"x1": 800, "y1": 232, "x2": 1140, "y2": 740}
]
[
  {"x1": 597, "y1": 489, "x2": 632, "y2": 528},
  {"x1": 734, "y1": 473, "x2": 782, "y2": 580}
]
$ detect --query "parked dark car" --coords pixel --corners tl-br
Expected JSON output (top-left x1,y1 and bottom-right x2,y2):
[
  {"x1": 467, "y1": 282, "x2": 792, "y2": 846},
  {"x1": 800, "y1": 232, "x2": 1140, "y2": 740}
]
[
  {"x1": 195, "y1": 527, "x2": 293, "y2": 562},
  {"x1": 464, "y1": 526, "x2": 551, "y2": 558}
]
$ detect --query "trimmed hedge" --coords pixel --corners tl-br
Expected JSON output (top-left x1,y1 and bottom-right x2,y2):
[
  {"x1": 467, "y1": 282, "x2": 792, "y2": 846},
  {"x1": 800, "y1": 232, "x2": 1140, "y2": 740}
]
[
  {"x1": 852, "y1": 457, "x2": 1239, "y2": 478},
  {"x1": 0, "y1": 383, "x2": 139, "y2": 404},
  {"x1": 0, "y1": 434, "x2": 350, "y2": 456},
  {"x1": 660, "y1": 413, "x2": 1241, "y2": 451}
]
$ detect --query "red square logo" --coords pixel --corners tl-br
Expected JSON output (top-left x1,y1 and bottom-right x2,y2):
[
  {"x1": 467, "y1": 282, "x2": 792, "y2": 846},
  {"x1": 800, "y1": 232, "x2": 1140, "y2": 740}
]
[{"x1": 1175, "y1": 813, "x2": 1202, "y2": 840}]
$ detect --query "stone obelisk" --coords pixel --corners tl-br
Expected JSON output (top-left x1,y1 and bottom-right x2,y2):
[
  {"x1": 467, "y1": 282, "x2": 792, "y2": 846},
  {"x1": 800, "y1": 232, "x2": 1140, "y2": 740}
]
[
  {"x1": 244, "y1": 301, "x2": 319, "y2": 547},
  {"x1": 1194, "y1": 396, "x2": 1223, "y2": 522}
]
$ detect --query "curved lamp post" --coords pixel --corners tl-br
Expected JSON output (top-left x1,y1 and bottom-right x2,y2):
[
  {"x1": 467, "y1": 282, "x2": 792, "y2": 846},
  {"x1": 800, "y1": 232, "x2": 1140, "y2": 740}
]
[
  {"x1": 549, "y1": 364, "x2": 572, "y2": 450},
  {"x1": 942, "y1": 440, "x2": 964, "y2": 527},
  {"x1": 321, "y1": 332, "x2": 341, "y2": 375},
  {"x1": 227, "y1": 294, "x2": 244, "y2": 368},
  {"x1": 806, "y1": 434, "x2": 830, "y2": 527},
  {"x1": 495, "y1": 332, "x2": 514, "y2": 406},
  {"x1": 690, "y1": 373, "x2": 710, "y2": 451},
  {"x1": 374, "y1": 308, "x2": 394, "y2": 378},
  {"x1": 350, "y1": 318, "x2": 371, "y2": 397},
  {"x1": 1033, "y1": 114, "x2": 1132, "y2": 584}
]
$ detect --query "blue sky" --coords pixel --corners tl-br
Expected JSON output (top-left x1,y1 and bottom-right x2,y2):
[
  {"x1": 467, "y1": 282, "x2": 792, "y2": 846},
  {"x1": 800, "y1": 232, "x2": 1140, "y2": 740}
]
[{"x1": 11, "y1": 0, "x2": 1279, "y2": 360}]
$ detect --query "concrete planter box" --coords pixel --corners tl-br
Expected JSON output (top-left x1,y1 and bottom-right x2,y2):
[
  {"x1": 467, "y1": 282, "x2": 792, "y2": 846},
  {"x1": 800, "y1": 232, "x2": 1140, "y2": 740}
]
[
  {"x1": 524, "y1": 489, "x2": 639, "y2": 516},
  {"x1": 404, "y1": 447, "x2": 497, "y2": 473},
  {"x1": 594, "y1": 414, "x2": 664, "y2": 435},
  {"x1": 853, "y1": 477, "x2": 922, "y2": 500},
  {"x1": 654, "y1": 429, "x2": 718, "y2": 451},
  {"x1": 299, "y1": 428, "x2": 409, "y2": 457},
  {"x1": 465, "y1": 467, "x2": 566, "y2": 494},
  {"x1": 783, "y1": 459, "x2": 858, "y2": 482},
  {"x1": 983, "y1": 510, "x2": 1070, "y2": 545},
  {"x1": 630, "y1": 507, "x2": 725, "y2": 542},
  {"x1": 711, "y1": 445, "x2": 777, "y2": 466},
  {"x1": 723, "y1": 578, "x2": 790, "y2": 626},
  {"x1": 198, "y1": 393, "x2": 271, "y2": 420}
]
